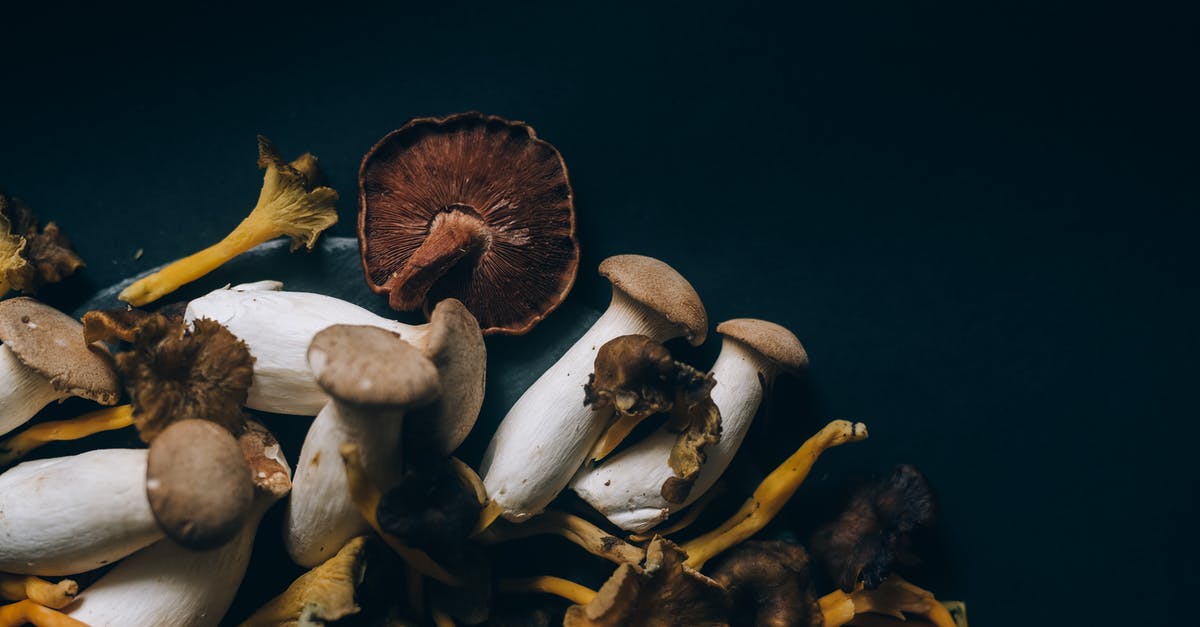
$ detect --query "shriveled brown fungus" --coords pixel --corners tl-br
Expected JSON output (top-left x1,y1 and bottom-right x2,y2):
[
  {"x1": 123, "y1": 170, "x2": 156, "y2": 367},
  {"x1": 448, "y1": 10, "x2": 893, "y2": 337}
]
[
  {"x1": 0, "y1": 193, "x2": 85, "y2": 295},
  {"x1": 710, "y1": 541, "x2": 823, "y2": 627},
  {"x1": 358, "y1": 112, "x2": 578, "y2": 335},
  {"x1": 240, "y1": 536, "x2": 369, "y2": 627},
  {"x1": 811, "y1": 464, "x2": 937, "y2": 592}
]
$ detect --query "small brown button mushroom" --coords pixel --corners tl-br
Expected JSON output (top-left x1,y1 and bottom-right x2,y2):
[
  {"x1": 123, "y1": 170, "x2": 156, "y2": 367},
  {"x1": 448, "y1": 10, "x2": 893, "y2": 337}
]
[
  {"x1": 146, "y1": 419, "x2": 254, "y2": 550},
  {"x1": 0, "y1": 297, "x2": 120, "y2": 437},
  {"x1": 358, "y1": 111, "x2": 578, "y2": 335}
]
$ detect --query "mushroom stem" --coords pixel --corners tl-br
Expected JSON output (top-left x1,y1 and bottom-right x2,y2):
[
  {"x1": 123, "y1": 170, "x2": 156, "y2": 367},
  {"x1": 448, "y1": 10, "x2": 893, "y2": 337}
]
[
  {"x1": 498, "y1": 577, "x2": 598, "y2": 606},
  {"x1": 385, "y1": 209, "x2": 489, "y2": 311},
  {"x1": 477, "y1": 511, "x2": 645, "y2": 565},
  {"x1": 588, "y1": 411, "x2": 647, "y2": 462},
  {"x1": 682, "y1": 420, "x2": 869, "y2": 569},
  {"x1": 0, "y1": 405, "x2": 133, "y2": 466},
  {"x1": 430, "y1": 607, "x2": 456, "y2": 627},
  {"x1": 818, "y1": 577, "x2": 957, "y2": 627},
  {"x1": 338, "y1": 443, "x2": 461, "y2": 586},
  {"x1": 0, "y1": 344, "x2": 68, "y2": 437},
  {"x1": 0, "y1": 600, "x2": 88, "y2": 627},
  {"x1": 0, "y1": 574, "x2": 78, "y2": 609}
]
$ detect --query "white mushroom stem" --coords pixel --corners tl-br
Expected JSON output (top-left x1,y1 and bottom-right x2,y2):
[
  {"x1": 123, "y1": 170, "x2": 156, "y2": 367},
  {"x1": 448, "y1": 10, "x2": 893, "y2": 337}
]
[
  {"x1": 184, "y1": 281, "x2": 427, "y2": 415},
  {"x1": 0, "y1": 344, "x2": 68, "y2": 437},
  {"x1": 0, "y1": 449, "x2": 163, "y2": 576},
  {"x1": 480, "y1": 290, "x2": 692, "y2": 522},
  {"x1": 571, "y1": 336, "x2": 778, "y2": 532},
  {"x1": 284, "y1": 401, "x2": 405, "y2": 567}
]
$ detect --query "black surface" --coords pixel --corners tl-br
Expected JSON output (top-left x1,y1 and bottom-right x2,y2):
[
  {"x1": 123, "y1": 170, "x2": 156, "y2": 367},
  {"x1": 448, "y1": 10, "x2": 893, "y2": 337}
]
[{"x1": 2, "y1": 2, "x2": 1198, "y2": 625}]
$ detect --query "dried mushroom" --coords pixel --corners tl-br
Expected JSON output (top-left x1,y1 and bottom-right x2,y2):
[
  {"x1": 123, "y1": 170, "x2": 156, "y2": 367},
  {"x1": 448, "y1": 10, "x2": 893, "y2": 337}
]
[
  {"x1": 0, "y1": 192, "x2": 85, "y2": 295},
  {"x1": 240, "y1": 536, "x2": 368, "y2": 627},
  {"x1": 710, "y1": 541, "x2": 822, "y2": 627},
  {"x1": 376, "y1": 457, "x2": 482, "y2": 562}
]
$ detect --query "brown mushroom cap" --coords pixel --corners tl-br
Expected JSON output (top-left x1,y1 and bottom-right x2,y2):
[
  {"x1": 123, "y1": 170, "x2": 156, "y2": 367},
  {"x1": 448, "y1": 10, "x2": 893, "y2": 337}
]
[
  {"x1": 307, "y1": 325, "x2": 441, "y2": 409},
  {"x1": 0, "y1": 297, "x2": 120, "y2": 404},
  {"x1": 403, "y1": 298, "x2": 486, "y2": 454},
  {"x1": 716, "y1": 318, "x2": 808, "y2": 375},
  {"x1": 358, "y1": 111, "x2": 578, "y2": 336},
  {"x1": 146, "y1": 419, "x2": 254, "y2": 550},
  {"x1": 598, "y1": 255, "x2": 708, "y2": 346}
]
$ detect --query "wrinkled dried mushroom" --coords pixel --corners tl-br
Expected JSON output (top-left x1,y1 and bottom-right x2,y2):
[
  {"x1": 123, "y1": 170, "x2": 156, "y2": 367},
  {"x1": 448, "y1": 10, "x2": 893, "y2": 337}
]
[
  {"x1": 710, "y1": 541, "x2": 822, "y2": 627},
  {"x1": 0, "y1": 193, "x2": 85, "y2": 295}
]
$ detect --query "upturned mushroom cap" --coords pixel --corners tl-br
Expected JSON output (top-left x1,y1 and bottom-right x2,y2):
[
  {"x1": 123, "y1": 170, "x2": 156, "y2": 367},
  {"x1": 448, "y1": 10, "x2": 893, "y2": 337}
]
[
  {"x1": 146, "y1": 419, "x2": 254, "y2": 550},
  {"x1": 0, "y1": 297, "x2": 120, "y2": 404},
  {"x1": 404, "y1": 298, "x2": 486, "y2": 453},
  {"x1": 599, "y1": 256, "x2": 708, "y2": 346},
  {"x1": 307, "y1": 325, "x2": 441, "y2": 409},
  {"x1": 358, "y1": 111, "x2": 578, "y2": 336},
  {"x1": 716, "y1": 318, "x2": 808, "y2": 375}
]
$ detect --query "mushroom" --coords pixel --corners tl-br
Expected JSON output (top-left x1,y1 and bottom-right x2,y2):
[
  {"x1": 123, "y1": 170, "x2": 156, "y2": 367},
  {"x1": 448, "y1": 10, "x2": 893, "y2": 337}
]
[
  {"x1": 65, "y1": 421, "x2": 292, "y2": 627},
  {"x1": 572, "y1": 319, "x2": 806, "y2": 532},
  {"x1": 375, "y1": 456, "x2": 483, "y2": 564},
  {"x1": 0, "y1": 197, "x2": 30, "y2": 296},
  {"x1": 0, "y1": 298, "x2": 120, "y2": 437},
  {"x1": 480, "y1": 254, "x2": 707, "y2": 524},
  {"x1": 0, "y1": 573, "x2": 78, "y2": 609},
  {"x1": 817, "y1": 576, "x2": 957, "y2": 627},
  {"x1": 358, "y1": 111, "x2": 578, "y2": 336},
  {"x1": 284, "y1": 324, "x2": 441, "y2": 567},
  {"x1": 0, "y1": 419, "x2": 252, "y2": 574},
  {"x1": 810, "y1": 464, "x2": 937, "y2": 592},
  {"x1": 240, "y1": 536, "x2": 368, "y2": 627},
  {"x1": 0, "y1": 193, "x2": 85, "y2": 297},
  {"x1": 709, "y1": 541, "x2": 823, "y2": 627},
  {"x1": 0, "y1": 600, "x2": 87, "y2": 627},
  {"x1": 184, "y1": 281, "x2": 485, "y2": 452},
  {"x1": 118, "y1": 136, "x2": 338, "y2": 307}
]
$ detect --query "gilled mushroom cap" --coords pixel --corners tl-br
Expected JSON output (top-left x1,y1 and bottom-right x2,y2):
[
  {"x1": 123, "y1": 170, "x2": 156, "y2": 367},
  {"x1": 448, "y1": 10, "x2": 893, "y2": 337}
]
[
  {"x1": 715, "y1": 318, "x2": 808, "y2": 375},
  {"x1": 146, "y1": 419, "x2": 254, "y2": 550},
  {"x1": 358, "y1": 112, "x2": 579, "y2": 336},
  {"x1": 307, "y1": 324, "x2": 441, "y2": 409},
  {"x1": 404, "y1": 298, "x2": 486, "y2": 454},
  {"x1": 598, "y1": 255, "x2": 708, "y2": 346},
  {"x1": 0, "y1": 297, "x2": 120, "y2": 404}
]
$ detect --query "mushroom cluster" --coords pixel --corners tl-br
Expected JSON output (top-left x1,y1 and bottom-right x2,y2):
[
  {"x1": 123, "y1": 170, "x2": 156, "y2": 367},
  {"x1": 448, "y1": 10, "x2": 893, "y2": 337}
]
[{"x1": 0, "y1": 116, "x2": 966, "y2": 627}]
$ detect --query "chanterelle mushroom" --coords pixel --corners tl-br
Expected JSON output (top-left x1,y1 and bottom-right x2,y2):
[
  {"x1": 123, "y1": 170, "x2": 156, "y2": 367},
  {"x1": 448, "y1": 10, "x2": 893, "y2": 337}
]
[
  {"x1": 0, "y1": 192, "x2": 85, "y2": 295},
  {"x1": 480, "y1": 255, "x2": 707, "y2": 524},
  {"x1": 0, "y1": 297, "x2": 120, "y2": 437},
  {"x1": 240, "y1": 536, "x2": 368, "y2": 627},
  {"x1": 285, "y1": 324, "x2": 441, "y2": 567},
  {"x1": 572, "y1": 319, "x2": 806, "y2": 532},
  {"x1": 118, "y1": 137, "x2": 338, "y2": 306},
  {"x1": 358, "y1": 111, "x2": 578, "y2": 335}
]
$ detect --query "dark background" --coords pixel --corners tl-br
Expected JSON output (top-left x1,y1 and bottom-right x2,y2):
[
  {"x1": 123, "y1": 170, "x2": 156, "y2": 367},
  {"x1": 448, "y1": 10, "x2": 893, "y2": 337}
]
[{"x1": 2, "y1": 1, "x2": 1197, "y2": 625}]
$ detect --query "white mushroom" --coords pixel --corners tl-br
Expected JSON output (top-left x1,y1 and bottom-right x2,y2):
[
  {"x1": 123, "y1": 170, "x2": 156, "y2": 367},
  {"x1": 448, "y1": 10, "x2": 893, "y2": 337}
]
[
  {"x1": 0, "y1": 421, "x2": 255, "y2": 575},
  {"x1": 0, "y1": 297, "x2": 120, "y2": 437},
  {"x1": 284, "y1": 325, "x2": 441, "y2": 567},
  {"x1": 479, "y1": 255, "x2": 707, "y2": 523},
  {"x1": 184, "y1": 281, "x2": 485, "y2": 452},
  {"x1": 571, "y1": 319, "x2": 807, "y2": 532},
  {"x1": 65, "y1": 421, "x2": 292, "y2": 627}
]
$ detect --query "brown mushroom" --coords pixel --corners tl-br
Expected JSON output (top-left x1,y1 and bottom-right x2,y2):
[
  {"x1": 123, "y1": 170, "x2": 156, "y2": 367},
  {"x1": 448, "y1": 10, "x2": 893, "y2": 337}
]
[
  {"x1": 710, "y1": 541, "x2": 823, "y2": 627},
  {"x1": 146, "y1": 419, "x2": 254, "y2": 550},
  {"x1": 0, "y1": 193, "x2": 85, "y2": 295},
  {"x1": 0, "y1": 298, "x2": 121, "y2": 437},
  {"x1": 358, "y1": 111, "x2": 578, "y2": 335}
]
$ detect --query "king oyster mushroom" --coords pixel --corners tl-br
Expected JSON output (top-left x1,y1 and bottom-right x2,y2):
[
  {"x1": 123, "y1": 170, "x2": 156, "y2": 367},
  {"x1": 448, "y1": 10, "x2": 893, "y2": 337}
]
[
  {"x1": 284, "y1": 324, "x2": 442, "y2": 567},
  {"x1": 571, "y1": 319, "x2": 808, "y2": 532},
  {"x1": 0, "y1": 419, "x2": 255, "y2": 575},
  {"x1": 66, "y1": 421, "x2": 293, "y2": 627},
  {"x1": 0, "y1": 297, "x2": 120, "y2": 437},
  {"x1": 479, "y1": 254, "x2": 707, "y2": 525},
  {"x1": 184, "y1": 281, "x2": 485, "y2": 452}
]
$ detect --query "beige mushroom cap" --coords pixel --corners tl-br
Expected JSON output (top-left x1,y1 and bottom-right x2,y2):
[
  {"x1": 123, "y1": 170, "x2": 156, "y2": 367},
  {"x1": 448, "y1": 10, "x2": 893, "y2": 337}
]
[
  {"x1": 0, "y1": 297, "x2": 120, "y2": 404},
  {"x1": 146, "y1": 419, "x2": 254, "y2": 550},
  {"x1": 716, "y1": 318, "x2": 808, "y2": 375},
  {"x1": 307, "y1": 325, "x2": 441, "y2": 409},
  {"x1": 599, "y1": 255, "x2": 708, "y2": 346},
  {"x1": 406, "y1": 298, "x2": 486, "y2": 454}
]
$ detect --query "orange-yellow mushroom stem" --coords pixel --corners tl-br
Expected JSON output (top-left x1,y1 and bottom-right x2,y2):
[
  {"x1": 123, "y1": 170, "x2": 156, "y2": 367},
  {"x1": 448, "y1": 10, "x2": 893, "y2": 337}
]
[
  {"x1": 0, "y1": 574, "x2": 77, "y2": 609},
  {"x1": 472, "y1": 500, "x2": 506, "y2": 536},
  {"x1": 478, "y1": 510, "x2": 645, "y2": 565},
  {"x1": 682, "y1": 420, "x2": 868, "y2": 568},
  {"x1": 498, "y1": 576, "x2": 598, "y2": 606},
  {"x1": 589, "y1": 412, "x2": 652, "y2": 462},
  {"x1": 818, "y1": 576, "x2": 958, "y2": 627},
  {"x1": 0, "y1": 405, "x2": 133, "y2": 467},
  {"x1": 338, "y1": 443, "x2": 461, "y2": 586},
  {"x1": 0, "y1": 600, "x2": 89, "y2": 627},
  {"x1": 430, "y1": 607, "x2": 457, "y2": 627}
]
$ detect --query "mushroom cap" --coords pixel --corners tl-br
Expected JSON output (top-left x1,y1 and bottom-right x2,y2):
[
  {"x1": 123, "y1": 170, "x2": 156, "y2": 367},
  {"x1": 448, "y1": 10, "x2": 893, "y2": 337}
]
[
  {"x1": 0, "y1": 297, "x2": 120, "y2": 404},
  {"x1": 307, "y1": 325, "x2": 441, "y2": 409},
  {"x1": 598, "y1": 255, "x2": 708, "y2": 346},
  {"x1": 358, "y1": 111, "x2": 579, "y2": 336},
  {"x1": 405, "y1": 298, "x2": 486, "y2": 454},
  {"x1": 716, "y1": 318, "x2": 808, "y2": 375},
  {"x1": 146, "y1": 419, "x2": 254, "y2": 550}
]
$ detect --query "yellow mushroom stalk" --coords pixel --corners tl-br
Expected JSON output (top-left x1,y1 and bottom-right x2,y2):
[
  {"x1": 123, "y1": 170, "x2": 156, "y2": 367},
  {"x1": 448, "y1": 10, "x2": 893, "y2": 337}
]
[
  {"x1": 239, "y1": 536, "x2": 367, "y2": 627},
  {"x1": 476, "y1": 510, "x2": 645, "y2": 565},
  {"x1": 0, "y1": 600, "x2": 88, "y2": 627},
  {"x1": 498, "y1": 576, "x2": 598, "y2": 606},
  {"x1": 682, "y1": 419, "x2": 868, "y2": 569},
  {"x1": 0, "y1": 405, "x2": 133, "y2": 467},
  {"x1": 118, "y1": 137, "x2": 338, "y2": 307},
  {"x1": 0, "y1": 574, "x2": 78, "y2": 609},
  {"x1": 818, "y1": 576, "x2": 958, "y2": 627}
]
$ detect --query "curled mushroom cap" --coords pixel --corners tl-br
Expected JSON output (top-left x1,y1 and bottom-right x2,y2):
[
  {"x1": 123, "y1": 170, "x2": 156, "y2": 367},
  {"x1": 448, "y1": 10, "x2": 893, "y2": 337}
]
[
  {"x1": 0, "y1": 193, "x2": 85, "y2": 294},
  {"x1": 599, "y1": 255, "x2": 708, "y2": 347},
  {"x1": 0, "y1": 297, "x2": 120, "y2": 405},
  {"x1": 710, "y1": 541, "x2": 822, "y2": 627},
  {"x1": 358, "y1": 111, "x2": 578, "y2": 335}
]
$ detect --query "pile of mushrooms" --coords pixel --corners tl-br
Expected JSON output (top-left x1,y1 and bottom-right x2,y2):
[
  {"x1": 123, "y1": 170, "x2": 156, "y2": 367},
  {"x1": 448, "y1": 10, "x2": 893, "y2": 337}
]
[{"x1": 0, "y1": 115, "x2": 966, "y2": 627}]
